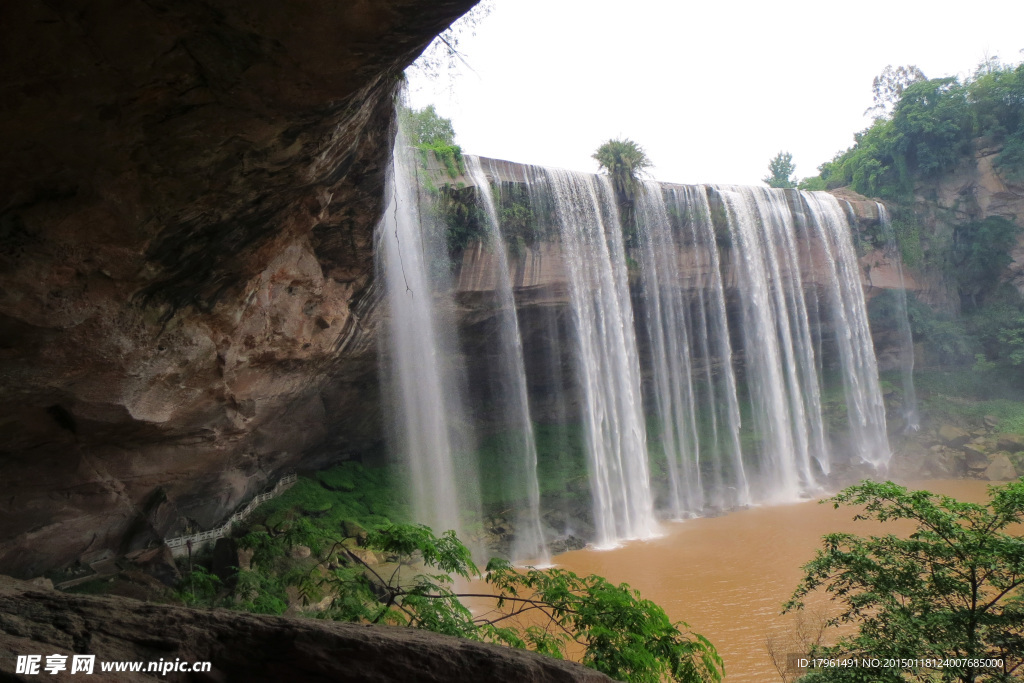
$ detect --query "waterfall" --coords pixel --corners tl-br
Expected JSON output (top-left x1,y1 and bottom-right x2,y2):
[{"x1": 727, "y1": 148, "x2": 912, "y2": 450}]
[
  {"x1": 634, "y1": 182, "x2": 703, "y2": 516},
  {"x1": 375, "y1": 133, "x2": 479, "y2": 540},
  {"x1": 666, "y1": 186, "x2": 751, "y2": 509},
  {"x1": 877, "y1": 204, "x2": 919, "y2": 432},
  {"x1": 802, "y1": 192, "x2": 891, "y2": 469},
  {"x1": 377, "y1": 145, "x2": 893, "y2": 554},
  {"x1": 543, "y1": 167, "x2": 657, "y2": 546},
  {"x1": 715, "y1": 186, "x2": 827, "y2": 499},
  {"x1": 464, "y1": 156, "x2": 549, "y2": 564}
]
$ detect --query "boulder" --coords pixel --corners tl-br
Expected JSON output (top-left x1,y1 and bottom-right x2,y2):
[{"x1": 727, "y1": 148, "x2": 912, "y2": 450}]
[
  {"x1": 985, "y1": 454, "x2": 1019, "y2": 481},
  {"x1": 984, "y1": 415, "x2": 1000, "y2": 429},
  {"x1": 347, "y1": 547, "x2": 379, "y2": 567},
  {"x1": 342, "y1": 520, "x2": 369, "y2": 545},
  {"x1": 0, "y1": 575, "x2": 612, "y2": 682},
  {"x1": 963, "y1": 444, "x2": 991, "y2": 470},
  {"x1": 892, "y1": 443, "x2": 928, "y2": 477},
  {"x1": 238, "y1": 548, "x2": 255, "y2": 572},
  {"x1": 289, "y1": 545, "x2": 312, "y2": 560},
  {"x1": 126, "y1": 545, "x2": 180, "y2": 587},
  {"x1": 925, "y1": 448, "x2": 964, "y2": 478},
  {"x1": 938, "y1": 425, "x2": 970, "y2": 447},
  {"x1": 997, "y1": 434, "x2": 1024, "y2": 453}
]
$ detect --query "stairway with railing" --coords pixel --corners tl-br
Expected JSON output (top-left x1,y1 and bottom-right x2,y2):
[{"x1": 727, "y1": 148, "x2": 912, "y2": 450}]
[{"x1": 164, "y1": 473, "x2": 297, "y2": 557}]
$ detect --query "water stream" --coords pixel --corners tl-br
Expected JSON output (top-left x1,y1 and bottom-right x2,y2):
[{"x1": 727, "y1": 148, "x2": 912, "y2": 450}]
[{"x1": 878, "y1": 203, "x2": 920, "y2": 431}]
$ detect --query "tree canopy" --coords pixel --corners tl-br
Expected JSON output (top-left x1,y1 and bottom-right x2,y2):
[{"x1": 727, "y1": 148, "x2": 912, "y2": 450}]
[
  {"x1": 865, "y1": 64, "x2": 927, "y2": 118},
  {"x1": 399, "y1": 104, "x2": 464, "y2": 177},
  {"x1": 593, "y1": 138, "x2": 652, "y2": 203},
  {"x1": 786, "y1": 480, "x2": 1024, "y2": 682},
  {"x1": 763, "y1": 151, "x2": 797, "y2": 188},
  {"x1": 810, "y1": 60, "x2": 1024, "y2": 199}
]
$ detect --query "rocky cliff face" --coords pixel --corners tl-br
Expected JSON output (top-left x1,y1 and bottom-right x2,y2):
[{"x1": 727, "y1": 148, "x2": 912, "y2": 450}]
[
  {"x1": 0, "y1": 0, "x2": 477, "y2": 577},
  {"x1": 0, "y1": 575, "x2": 611, "y2": 682},
  {"x1": 449, "y1": 158, "x2": 901, "y2": 301},
  {"x1": 910, "y1": 140, "x2": 1024, "y2": 308}
]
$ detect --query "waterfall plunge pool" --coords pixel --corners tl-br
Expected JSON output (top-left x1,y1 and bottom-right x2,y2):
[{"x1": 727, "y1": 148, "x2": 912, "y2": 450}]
[{"x1": 501, "y1": 479, "x2": 995, "y2": 682}]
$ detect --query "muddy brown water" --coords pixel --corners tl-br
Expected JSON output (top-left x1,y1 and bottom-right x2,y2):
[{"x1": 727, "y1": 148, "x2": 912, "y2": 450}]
[{"x1": 544, "y1": 479, "x2": 995, "y2": 682}]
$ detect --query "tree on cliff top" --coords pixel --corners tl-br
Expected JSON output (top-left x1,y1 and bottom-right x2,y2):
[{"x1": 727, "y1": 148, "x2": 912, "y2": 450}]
[
  {"x1": 865, "y1": 64, "x2": 927, "y2": 119},
  {"x1": 399, "y1": 104, "x2": 464, "y2": 177},
  {"x1": 786, "y1": 480, "x2": 1024, "y2": 682},
  {"x1": 763, "y1": 151, "x2": 797, "y2": 189},
  {"x1": 593, "y1": 138, "x2": 652, "y2": 204}
]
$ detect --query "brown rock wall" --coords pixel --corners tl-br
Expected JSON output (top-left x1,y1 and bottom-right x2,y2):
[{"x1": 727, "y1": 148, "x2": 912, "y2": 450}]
[{"x1": 0, "y1": 0, "x2": 477, "y2": 575}]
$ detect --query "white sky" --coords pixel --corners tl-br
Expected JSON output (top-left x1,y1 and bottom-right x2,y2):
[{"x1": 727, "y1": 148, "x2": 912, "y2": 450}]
[{"x1": 406, "y1": 0, "x2": 1023, "y2": 186}]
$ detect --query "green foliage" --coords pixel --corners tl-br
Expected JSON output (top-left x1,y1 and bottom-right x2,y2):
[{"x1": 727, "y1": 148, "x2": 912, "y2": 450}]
[
  {"x1": 763, "y1": 151, "x2": 797, "y2": 189},
  {"x1": 865, "y1": 64, "x2": 927, "y2": 118},
  {"x1": 399, "y1": 104, "x2": 464, "y2": 177},
  {"x1": 996, "y1": 131, "x2": 1024, "y2": 182},
  {"x1": 174, "y1": 466, "x2": 720, "y2": 682},
  {"x1": 891, "y1": 214, "x2": 924, "y2": 268},
  {"x1": 249, "y1": 463, "x2": 403, "y2": 537},
  {"x1": 798, "y1": 176, "x2": 827, "y2": 191},
  {"x1": 175, "y1": 566, "x2": 222, "y2": 607},
  {"x1": 475, "y1": 423, "x2": 589, "y2": 507},
  {"x1": 903, "y1": 294, "x2": 976, "y2": 366},
  {"x1": 787, "y1": 481, "x2": 1024, "y2": 682},
  {"x1": 593, "y1": 138, "x2": 652, "y2": 203},
  {"x1": 234, "y1": 568, "x2": 290, "y2": 614},
  {"x1": 998, "y1": 317, "x2": 1024, "y2": 367},
  {"x1": 592, "y1": 137, "x2": 652, "y2": 248},
  {"x1": 484, "y1": 558, "x2": 724, "y2": 682},
  {"x1": 951, "y1": 216, "x2": 1021, "y2": 308},
  {"x1": 426, "y1": 184, "x2": 487, "y2": 254},
  {"x1": 912, "y1": 368, "x2": 1024, "y2": 433},
  {"x1": 321, "y1": 524, "x2": 724, "y2": 682},
  {"x1": 808, "y1": 62, "x2": 1024, "y2": 199}
]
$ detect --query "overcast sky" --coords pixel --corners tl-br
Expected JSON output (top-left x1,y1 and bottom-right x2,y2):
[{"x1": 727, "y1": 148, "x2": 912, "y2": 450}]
[{"x1": 406, "y1": 0, "x2": 1023, "y2": 186}]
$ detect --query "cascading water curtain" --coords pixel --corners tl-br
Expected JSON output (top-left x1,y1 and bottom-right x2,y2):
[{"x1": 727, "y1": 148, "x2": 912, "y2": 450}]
[
  {"x1": 376, "y1": 131, "x2": 480, "y2": 542},
  {"x1": 543, "y1": 167, "x2": 657, "y2": 546},
  {"x1": 464, "y1": 156, "x2": 548, "y2": 564},
  {"x1": 379, "y1": 144, "x2": 893, "y2": 552}
]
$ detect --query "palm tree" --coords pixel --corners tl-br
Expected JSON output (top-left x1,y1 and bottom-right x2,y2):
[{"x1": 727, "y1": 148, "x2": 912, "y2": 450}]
[{"x1": 593, "y1": 138, "x2": 652, "y2": 204}]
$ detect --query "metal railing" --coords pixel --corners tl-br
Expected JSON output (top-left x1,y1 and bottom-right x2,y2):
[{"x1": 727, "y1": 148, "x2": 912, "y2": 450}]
[{"x1": 165, "y1": 473, "x2": 297, "y2": 556}]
